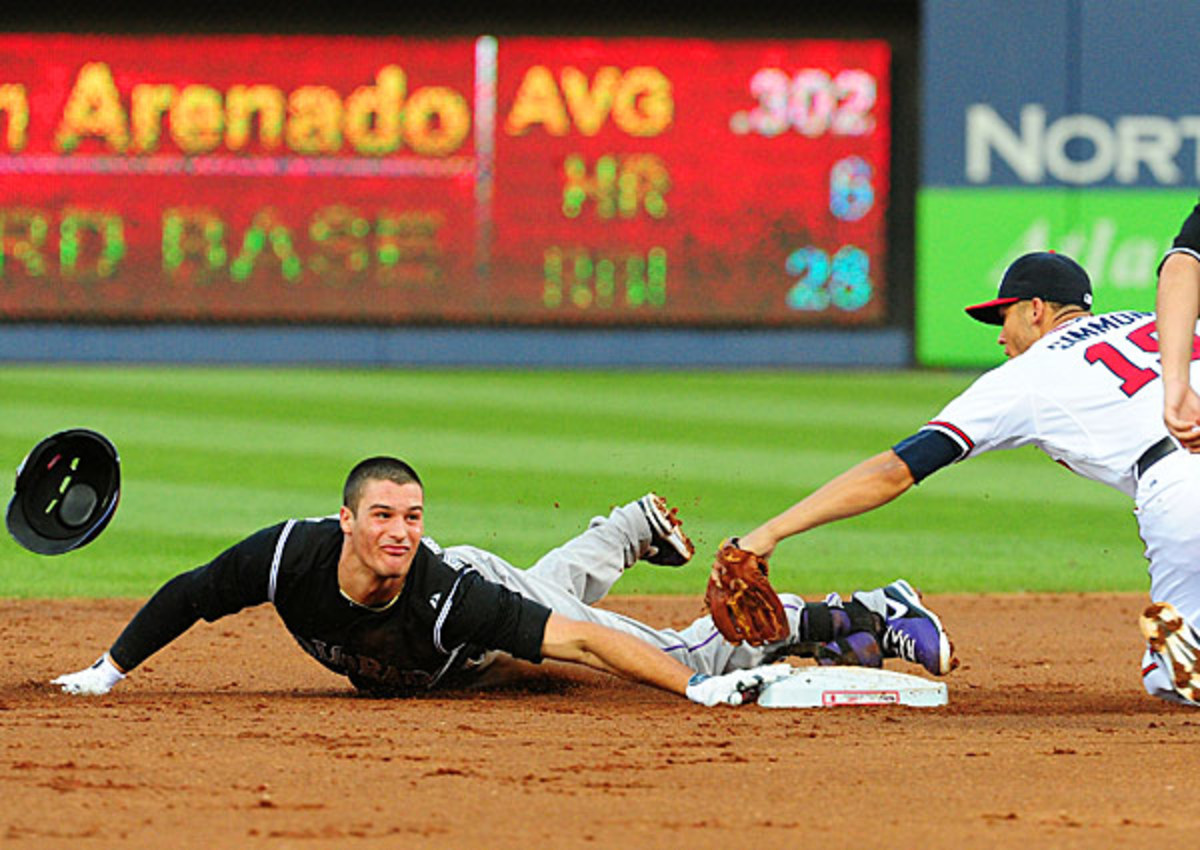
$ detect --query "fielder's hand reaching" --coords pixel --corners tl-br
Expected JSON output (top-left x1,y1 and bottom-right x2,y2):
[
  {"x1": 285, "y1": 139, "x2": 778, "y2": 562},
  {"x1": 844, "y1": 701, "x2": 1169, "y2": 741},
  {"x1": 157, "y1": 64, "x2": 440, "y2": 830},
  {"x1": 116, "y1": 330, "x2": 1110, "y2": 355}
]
[
  {"x1": 1163, "y1": 380, "x2": 1200, "y2": 451},
  {"x1": 51, "y1": 654, "x2": 126, "y2": 695},
  {"x1": 705, "y1": 538, "x2": 790, "y2": 646},
  {"x1": 684, "y1": 663, "x2": 792, "y2": 707}
]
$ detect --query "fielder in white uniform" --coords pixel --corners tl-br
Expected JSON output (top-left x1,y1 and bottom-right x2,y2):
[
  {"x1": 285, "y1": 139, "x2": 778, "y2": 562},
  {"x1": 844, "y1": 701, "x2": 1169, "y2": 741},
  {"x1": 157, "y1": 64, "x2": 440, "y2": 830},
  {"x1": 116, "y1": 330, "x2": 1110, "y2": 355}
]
[
  {"x1": 1146, "y1": 199, "x2": 1200, "y2": 702},
  {"x1": 733, "y1": 225, "x2": 1200, "y2": 707}
]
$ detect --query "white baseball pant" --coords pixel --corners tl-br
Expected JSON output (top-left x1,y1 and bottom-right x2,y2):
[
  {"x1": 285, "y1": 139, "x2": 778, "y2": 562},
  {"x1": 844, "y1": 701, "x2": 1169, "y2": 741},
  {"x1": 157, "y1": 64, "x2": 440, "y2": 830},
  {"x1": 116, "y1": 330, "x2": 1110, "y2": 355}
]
[{"x1": 1136, "y1": 450, "x2": 1200, "y2": 703}]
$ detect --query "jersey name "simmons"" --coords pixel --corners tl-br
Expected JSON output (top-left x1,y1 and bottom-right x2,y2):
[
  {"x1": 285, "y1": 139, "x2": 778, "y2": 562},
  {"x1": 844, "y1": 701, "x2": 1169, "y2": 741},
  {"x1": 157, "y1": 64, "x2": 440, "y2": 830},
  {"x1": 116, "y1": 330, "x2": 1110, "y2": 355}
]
[{"x1": 1045, "y1": 311, "x2": 1147, "y2": 351}]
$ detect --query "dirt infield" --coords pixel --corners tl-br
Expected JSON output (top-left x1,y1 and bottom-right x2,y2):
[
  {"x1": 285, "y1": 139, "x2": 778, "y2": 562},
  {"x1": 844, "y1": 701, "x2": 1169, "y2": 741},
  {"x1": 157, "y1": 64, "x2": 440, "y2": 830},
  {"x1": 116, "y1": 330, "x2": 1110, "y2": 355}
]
[{"x1": 3, "y1": 592, "x2": 1198, "y2": 849}]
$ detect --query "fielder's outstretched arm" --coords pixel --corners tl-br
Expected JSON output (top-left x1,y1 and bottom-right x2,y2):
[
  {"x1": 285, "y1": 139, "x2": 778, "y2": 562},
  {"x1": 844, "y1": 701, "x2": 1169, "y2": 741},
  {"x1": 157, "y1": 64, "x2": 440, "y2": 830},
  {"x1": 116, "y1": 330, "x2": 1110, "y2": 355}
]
[
  {"x1": 1156, "y1": 251, "x2": 1200, "y2": 450},
  {"x1": 539, "y1": 613, "x2": 790, "y2": 707},
  {"x1": 738, "y1": 449, "x2": 915, "y2": 557}
]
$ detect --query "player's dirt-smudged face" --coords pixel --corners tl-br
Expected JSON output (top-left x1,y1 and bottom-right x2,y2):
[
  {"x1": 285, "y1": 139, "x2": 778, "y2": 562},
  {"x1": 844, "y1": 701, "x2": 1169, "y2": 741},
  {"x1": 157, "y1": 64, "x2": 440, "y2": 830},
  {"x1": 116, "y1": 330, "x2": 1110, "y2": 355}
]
[{"x1": 341, "y1": 478, "x2": 425, "y2": 579}]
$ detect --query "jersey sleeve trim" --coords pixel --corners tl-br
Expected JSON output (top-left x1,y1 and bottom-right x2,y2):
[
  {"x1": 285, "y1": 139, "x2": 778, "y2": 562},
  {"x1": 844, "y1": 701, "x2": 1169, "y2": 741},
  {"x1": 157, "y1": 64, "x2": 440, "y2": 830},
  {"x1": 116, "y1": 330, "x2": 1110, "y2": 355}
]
[
  {"x1": 1158, "y1": 246, "x2": 1200, "y2": 275},
  {"x1": 892, "y1": 429, "x2": 963, "y2": 483},
  {"x1": 1159, "y1": 200, "x2": 1200, "y2": 273},
  {"x1": 923, "y1": 420, "x2": 974, "y2": 455},
  {"x1": 427, "y1": 646, "x2": 465, "y2": 690},
  {"x1": 267, "y1": 519, "x2": 297, "y2": 603},
  {"x1": 432, "y1": 571, "x2": 469, "y2": 655}
]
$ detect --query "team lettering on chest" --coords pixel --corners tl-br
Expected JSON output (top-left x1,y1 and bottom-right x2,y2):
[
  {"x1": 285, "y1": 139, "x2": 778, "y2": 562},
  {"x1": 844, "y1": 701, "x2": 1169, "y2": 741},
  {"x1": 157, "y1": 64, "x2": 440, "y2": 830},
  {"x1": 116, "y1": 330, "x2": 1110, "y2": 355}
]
[{"x1": 293, "y1": 634, "x2": 435, "y2": 689}]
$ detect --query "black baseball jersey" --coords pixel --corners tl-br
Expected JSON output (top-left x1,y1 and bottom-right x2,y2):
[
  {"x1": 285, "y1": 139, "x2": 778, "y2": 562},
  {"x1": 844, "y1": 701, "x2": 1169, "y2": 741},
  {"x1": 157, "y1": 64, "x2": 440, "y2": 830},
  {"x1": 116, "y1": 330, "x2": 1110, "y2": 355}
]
[{"x1": 108, "y1": 517, "x2": 552, "y2": 696}]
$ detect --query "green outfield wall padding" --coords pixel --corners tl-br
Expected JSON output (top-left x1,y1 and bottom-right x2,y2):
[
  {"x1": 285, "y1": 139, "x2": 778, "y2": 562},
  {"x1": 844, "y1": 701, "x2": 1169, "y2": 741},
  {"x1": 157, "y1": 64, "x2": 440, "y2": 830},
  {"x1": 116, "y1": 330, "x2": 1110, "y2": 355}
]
[{"x1": 916, "y1": 188, "x2": 1194, "y2": 368}]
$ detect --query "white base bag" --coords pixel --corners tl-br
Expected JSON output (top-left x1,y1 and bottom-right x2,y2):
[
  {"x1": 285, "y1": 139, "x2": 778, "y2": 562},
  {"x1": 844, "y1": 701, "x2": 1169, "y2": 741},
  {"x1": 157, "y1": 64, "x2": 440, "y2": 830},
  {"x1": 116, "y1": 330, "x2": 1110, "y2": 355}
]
[{"x1": 758, "y1": 666, "x2": 948, "y2": 708}]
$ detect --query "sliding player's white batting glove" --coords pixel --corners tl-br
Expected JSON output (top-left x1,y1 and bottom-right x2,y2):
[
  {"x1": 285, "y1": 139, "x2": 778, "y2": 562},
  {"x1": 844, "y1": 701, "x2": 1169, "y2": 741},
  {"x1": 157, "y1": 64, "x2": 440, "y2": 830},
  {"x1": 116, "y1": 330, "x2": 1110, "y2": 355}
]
[
  {"x1": 685, "y1": 663, "x2": 792, "y2": 707},
  {"x1": 51, "y1": 654, "x2": 125, "y2": 695}
]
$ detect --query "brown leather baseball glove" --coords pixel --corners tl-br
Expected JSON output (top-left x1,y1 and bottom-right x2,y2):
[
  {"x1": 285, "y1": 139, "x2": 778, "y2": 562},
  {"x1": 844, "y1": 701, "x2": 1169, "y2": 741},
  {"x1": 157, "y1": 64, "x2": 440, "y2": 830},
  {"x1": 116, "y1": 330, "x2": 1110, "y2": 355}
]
[{"x1": 704, "y1": 538, "x2": 790, "y2": 646}]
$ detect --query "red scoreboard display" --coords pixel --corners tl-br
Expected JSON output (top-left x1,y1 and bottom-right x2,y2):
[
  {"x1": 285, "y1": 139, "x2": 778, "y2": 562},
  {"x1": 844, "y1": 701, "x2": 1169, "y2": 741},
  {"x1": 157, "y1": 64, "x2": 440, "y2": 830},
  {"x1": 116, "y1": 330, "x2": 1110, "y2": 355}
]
[{"x1": 0, "y1": 34, "x2": 891, "y2": 325}]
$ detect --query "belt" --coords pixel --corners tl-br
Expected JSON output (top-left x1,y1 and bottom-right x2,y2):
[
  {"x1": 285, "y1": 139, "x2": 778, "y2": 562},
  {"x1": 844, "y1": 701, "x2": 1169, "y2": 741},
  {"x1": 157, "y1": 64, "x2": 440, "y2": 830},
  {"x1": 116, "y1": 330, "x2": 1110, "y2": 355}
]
[{"x1": 1136, "y1": 436, "x2": 1178, "y2": 479}]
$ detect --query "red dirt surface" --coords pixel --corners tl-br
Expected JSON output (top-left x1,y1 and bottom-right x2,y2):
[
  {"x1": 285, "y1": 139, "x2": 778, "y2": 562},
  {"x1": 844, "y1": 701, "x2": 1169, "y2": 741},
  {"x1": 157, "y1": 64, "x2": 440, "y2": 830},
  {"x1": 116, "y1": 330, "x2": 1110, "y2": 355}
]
[{"x1": 2, "y1": 592, "x2": 1198, "y2": 849}]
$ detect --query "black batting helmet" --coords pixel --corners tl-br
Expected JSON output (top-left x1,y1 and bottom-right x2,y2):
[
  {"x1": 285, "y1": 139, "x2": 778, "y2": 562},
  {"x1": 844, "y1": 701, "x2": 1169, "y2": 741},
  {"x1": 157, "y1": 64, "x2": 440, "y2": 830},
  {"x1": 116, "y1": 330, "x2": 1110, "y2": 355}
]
[{"x1": 6, "y1": 429, "x2": 121, "y2": 555}]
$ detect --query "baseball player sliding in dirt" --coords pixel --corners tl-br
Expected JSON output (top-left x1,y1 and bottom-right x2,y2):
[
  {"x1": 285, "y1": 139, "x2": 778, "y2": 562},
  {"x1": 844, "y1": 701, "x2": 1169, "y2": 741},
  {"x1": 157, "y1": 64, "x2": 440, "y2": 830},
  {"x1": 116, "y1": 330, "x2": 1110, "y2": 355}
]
[
  {"x1": 733, "y1": 201, "x2": 1200, "y2": 707},
  {"x1": 51, "y1": 457, "x2": 952, "y2": 705}
]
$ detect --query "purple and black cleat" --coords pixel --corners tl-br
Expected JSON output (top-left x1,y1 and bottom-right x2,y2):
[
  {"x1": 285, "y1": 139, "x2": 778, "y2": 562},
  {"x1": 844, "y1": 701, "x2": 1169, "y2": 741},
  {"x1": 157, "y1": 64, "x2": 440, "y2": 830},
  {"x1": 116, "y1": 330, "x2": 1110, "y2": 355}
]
[
  {"x1": 817, "y1": 631, "x2": 884, "y2": 668},
  {"x1": 879, "y1": 579, "x2": 958, "y2": 676}
]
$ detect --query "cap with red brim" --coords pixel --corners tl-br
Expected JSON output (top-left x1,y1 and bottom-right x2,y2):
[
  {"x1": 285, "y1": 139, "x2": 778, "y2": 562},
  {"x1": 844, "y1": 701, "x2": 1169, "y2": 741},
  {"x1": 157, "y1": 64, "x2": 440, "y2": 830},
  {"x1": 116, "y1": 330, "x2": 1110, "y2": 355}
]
[
  {"x1": 964, "y1": 296, "x2": 1022, "y2": 325},
  {"x1": 964, "y1": 252, "x2": 1093, "y2": 326}
]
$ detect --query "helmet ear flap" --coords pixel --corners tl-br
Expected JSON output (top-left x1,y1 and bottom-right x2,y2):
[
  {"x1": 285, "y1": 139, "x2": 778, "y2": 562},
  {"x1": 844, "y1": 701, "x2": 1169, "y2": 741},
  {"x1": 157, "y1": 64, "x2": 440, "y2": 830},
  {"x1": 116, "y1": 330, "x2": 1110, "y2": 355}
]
[{"x1": 6, "y1": 429, "x2": 121, "y2": 555}]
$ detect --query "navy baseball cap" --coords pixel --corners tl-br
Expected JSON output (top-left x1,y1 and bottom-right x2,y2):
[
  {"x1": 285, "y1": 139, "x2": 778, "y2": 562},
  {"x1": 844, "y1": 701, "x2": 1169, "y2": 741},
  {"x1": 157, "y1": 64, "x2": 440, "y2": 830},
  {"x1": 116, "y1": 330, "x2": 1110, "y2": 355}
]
[
  {"x1": 6, "y1": 429, "x2": 120, "y2": 555},
  {"x1": 964, "y1": 251, "x2": 1093, "y2": 326}
]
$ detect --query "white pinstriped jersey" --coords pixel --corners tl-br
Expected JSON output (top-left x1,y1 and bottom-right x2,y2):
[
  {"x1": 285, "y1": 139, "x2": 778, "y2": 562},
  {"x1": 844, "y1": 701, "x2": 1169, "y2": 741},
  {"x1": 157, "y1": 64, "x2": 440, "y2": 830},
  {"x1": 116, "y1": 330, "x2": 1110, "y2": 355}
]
[{"x1": 923, "y1": 310, "x2": 1200, "y2": 498}]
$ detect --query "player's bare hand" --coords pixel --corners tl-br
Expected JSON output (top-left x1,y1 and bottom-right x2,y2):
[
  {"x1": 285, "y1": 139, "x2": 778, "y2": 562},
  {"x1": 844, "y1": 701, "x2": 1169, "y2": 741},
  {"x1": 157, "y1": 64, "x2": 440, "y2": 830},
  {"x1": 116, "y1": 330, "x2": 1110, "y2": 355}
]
[
  {"x1": 1163, "y1": 381, "x2": 1200, "y2": 451},
  {"x1": 735, "y1": 529, "x2": 776, "y2": 560},
  {"x1": 51, "y1": 655, "x2": 125, "y2": 696}
]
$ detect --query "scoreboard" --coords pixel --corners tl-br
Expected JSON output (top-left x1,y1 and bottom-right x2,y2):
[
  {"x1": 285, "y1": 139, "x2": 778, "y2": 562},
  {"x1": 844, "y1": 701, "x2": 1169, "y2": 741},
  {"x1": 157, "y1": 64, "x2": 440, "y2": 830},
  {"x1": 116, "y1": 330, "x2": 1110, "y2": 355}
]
[{"x1": 0, "y1": 34, "x2": 891, "y2": 325}]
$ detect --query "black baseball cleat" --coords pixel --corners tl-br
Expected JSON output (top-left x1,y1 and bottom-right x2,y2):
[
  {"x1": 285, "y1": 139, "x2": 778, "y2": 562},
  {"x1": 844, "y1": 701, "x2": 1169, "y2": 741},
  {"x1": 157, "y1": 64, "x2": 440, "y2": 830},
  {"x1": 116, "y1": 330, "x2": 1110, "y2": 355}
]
[{"x1": 637, "y1": 493, "x2": 695, "y2": 567}]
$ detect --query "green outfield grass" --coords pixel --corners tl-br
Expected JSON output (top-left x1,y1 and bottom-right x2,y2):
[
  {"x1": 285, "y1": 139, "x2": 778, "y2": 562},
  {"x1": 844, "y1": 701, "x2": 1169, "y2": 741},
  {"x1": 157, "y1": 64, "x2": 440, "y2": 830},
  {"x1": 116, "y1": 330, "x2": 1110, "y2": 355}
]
[{"x1": 0, "y1": 364, "x2": 1146, "y2": 599}]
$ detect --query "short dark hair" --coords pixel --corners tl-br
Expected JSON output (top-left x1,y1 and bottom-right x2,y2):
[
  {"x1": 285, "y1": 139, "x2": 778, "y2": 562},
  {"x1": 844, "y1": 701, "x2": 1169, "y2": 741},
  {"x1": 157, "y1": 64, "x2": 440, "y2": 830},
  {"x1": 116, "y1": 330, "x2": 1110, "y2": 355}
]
[{"x1": 343, "y1": 457, "x2": 422, "y2": 512}]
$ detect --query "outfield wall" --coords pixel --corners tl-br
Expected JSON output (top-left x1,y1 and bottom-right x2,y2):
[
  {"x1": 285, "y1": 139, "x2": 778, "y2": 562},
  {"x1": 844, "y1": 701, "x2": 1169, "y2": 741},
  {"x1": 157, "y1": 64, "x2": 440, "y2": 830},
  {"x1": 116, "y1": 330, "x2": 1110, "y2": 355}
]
[
  {"x1": 10, "y1": 3, "x2": 1197, "y2": 369},
  {"x1": 918, "y1": 0, "x2": 1200, "y2": 368},
  {"x1": 0, "y1": 325, "x2": 909, "y2": 368}
]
